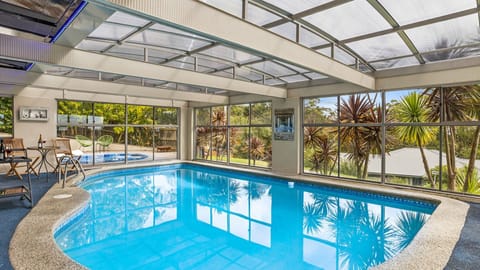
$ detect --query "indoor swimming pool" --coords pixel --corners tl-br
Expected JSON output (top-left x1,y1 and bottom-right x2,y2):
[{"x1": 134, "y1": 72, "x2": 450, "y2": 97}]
[{"x1": 54, "y1": 164, "x2": 437, "y2": 270}]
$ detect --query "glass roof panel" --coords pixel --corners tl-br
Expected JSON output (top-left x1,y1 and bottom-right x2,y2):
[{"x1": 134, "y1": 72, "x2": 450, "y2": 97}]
[
  {"x1": 277, "y1": 61, "x2": 309, "y2": 73},
  {"x1": 149, "y1": 23, "x2": 212, "y2": 41},
  {"x1": 317, "y1": 47, "x2": 356, "y2": 65},
  {"x1": 107, "y1": 45, "x2": 145, "y2": 61},
  {"x1": 369, "y1": 56, "x2": 419, "y2": 70},
  {"x1": 129, "y1": 30, "x2": 212, "y2": 52},
  {"x1": 68, "y1": 70, "x2": 99, "y2": 80},
  {"x1": 195, "y1": 56, "x2": 232, "y2": 70},
  {"x1": 235, "y1": 67, "x2": 264, "y2": 82},
  {"x1": 106, "y1": 11, "x2": 150, "y2": 27},
  {"x1": 115, "y1": 76, "x2": 143, "y2": 85},
  {"x1": 262, "y1": 0, "x2": 333, "y2": 15},
  {"x1": 299, "y1": 27, "x2": 329, "y2": 48},
  {"x1": 246, "y1": 3, "x2": 282, "y2": 26},
  {"x1": 422, "y1": 46, "x2": 480, "y2": 63},
  {"x1": 199, "y1": 45, "x2": 261, "y2": 64},
  {"x1": 304, "y1": 72, "x2": 328, "y2": 80},
  {"x1": 405, "y1": 14, "x2": 480, "y2": 53},
  {"x1": 143, "y1": 79, "x2": 167, "y2": 87},
  {"x1": 147, "y1": 48, "x2": 182, "y2": 63},
  {"x1": 212, "y1": 69, "x2": 233, "y2": 79},
  {"x1": 88, "y1": 22, "x2": 136, "y2": 41},
  {"x1": 200, "y1": 0, "x2": 242, "y2": 17},
  {"x1": 248, "y1": 61, "x2": 296, "y2": 77},
  {"x1": 346, "y1": 33, "x2": 412, "y2": 61},
  {"x1": 303, "y1": 1, "x2": 391, "y2": 40},
  {"x1": 280, "y1": 74, "x2": 309, "y2": 83},
  {"x1": 76, "y1": 40, "x2": 112, "y2": 52},
  {"x1": 164, "y1": 61, "x2": 195, "y2": 71},
  {"x1": 269, "y1": 22, "x2": 297, "y2": 41},
  {"x1": 264, "y1": 78, "x2": 285, "y2": 86},
  {"x1": 378, "y1": 0, "x2": 475, "y2": 26}
]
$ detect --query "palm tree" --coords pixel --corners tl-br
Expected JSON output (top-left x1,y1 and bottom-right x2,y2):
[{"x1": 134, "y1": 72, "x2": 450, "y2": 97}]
[
  {"x1": 423, "y1": 86, "x2": 480, "y2": 191},
  {"x1": 339, "y1": 94, "x2": 382, "y2": 178},
  {"x1": 393, "y1": 92, "x2": 437, "y2": 187},
  {"x1": 304, "y1": 127, "x2": 338, "y2": 175},
  {"x1": 211, "y1": 108, "x2": 227, "y2": 160},
  {"x1": 249, "y1": 136, "x2": 265, "y2": 166}
]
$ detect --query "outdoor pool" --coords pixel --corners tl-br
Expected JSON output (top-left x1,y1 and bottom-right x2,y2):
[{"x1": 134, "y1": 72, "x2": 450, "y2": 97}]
[
  {"x1": 54, "y1": 164, "x2": 437, "y2": 270},
  {"x1": 79, "y1": 152, "x2": 149, "y2": 164}
]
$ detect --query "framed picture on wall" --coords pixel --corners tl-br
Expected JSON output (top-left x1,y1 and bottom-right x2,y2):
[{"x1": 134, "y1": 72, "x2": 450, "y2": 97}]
[{"x1": 19, "y1": 107, "x2": 49, "y2": 121}]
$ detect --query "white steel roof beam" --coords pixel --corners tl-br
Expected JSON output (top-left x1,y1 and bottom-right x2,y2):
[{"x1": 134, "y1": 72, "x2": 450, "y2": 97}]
[
  {"x1": 0, "y1": 68, "x2": 229, "y2": 103},
  {"x1": 0, "y1": 34, "x2": 286, "y2": 98},
  {"x1": 90, "y1": 0, "x2": 375, "y2": 90}
]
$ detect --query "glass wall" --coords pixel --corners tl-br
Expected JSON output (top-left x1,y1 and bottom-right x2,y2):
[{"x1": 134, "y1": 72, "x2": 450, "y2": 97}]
[
  {"x1": 303, "y1": 84, "x2": 480, "y2": 196},
  {"x1": 0, "y1": 96, "x2": 13, "y2": 137},
  {"x1": 57, "y1": 100, "x2": 179, "y2": 165},
  {"x1": 195, "y1": 102, "x2": 272, "y2": 168}
]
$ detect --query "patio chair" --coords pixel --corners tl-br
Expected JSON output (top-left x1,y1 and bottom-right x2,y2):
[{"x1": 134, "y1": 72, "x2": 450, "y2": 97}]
[
  {"x1": 96, "y1": 135, "x2": 113, "y2": 151},
  {"x1": 53, "y1": 138, "x2": 85, "y2": 187},
  {"x1": 75, "y1": 135, "x2": 93, "y2": 149},
  {"x1": 3, "y1": 138, "x2": 39, "y2": 179}
]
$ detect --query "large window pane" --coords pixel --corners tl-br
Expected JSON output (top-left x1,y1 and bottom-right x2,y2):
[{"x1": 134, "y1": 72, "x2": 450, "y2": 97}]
[
  {"x1": 154, "y1": 127, "x2": 177, "y2": 160},
  {"x1": 212, "y1": 106, "x2": 227, "y2": 126},
  {"x1": 95, "y1": 103, "x2": 125, "y2": 125},
  {"x1": 385, "y1": 127, "x2": 440, "y2": 189},
  {"x1": 0, "y1": 97, "x2": 13, "y2": 137},
  {"x1": 58, "y1": 100, "x2": 93, "y2": 125},
  {"x1": 155, "y1": 107, "x2": 178, "y2": 125},
  {"x1": 230, "y1": 127, "x2": 249, "y2": 166},
  {"x1": 127, "y1": 127, "x2": 153, "y2": 163},
  {"x1": 304, "y1": 96, "x2": 337, "y2": 124},
  {"x1": 230, "y1": 104, "x2": 249, "y2": 126},
  {"x1": 386, "y1": 89, "x2": 439, "y2": 123},
  {"x1": 211, "y1": 127, "x2": 227, "y2": 162},
  {"x1": 251, "y1": 102, "x2": 271, "y2": 125},
  {"x1": 196, "y1": 127, "x2": 211, "y2": 160},
  {"x1": 128, "y1": 105, "x2": 153, "y2": 125},
  {"x1": 94, "y1": 127, "x2": 125, "y2": 165},
  {"x1": 196, "y1": 107, "x2": 210, "y2": 126},
  {"x1": 251, "y1": 127, "x2": 272, "y2": 168},
  {"x1": 304, "y1": 127, "x2": 338, "y2": 176}
]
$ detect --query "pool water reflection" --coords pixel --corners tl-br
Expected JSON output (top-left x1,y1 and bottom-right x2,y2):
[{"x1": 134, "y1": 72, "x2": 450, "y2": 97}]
[{"x1": 55, "y1": 164, "x2": 436, "y2": 270}]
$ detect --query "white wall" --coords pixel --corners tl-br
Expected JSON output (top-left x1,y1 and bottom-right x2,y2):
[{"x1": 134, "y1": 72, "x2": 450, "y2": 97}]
[{"x1": 271, "y1": 97, "x2": 301, "y2": 175}]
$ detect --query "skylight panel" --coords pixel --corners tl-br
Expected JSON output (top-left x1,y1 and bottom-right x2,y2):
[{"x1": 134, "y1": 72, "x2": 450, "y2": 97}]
[
  {"x1": 76, "y1": 40, "x2": 112, "y2": 52},
  {"x1": 378, "y1": 0, "x2": 475, "y2": 26},
  {"x1": 201, "y1": 0, "x2": 242, "y2": 17},
  {"x1": 106, "y1": 12, "x2": 150, "y2": 27},
  {"x1": 405, "y1": 14, "x2": 480, "y2": 56},
  {"x1": 248, "y1": 61, "x2": 296, "y2": 77},
  {"x1": 246, "y1": 3, "x2": 282, "y2": 26},
  {"x1": 262, "y1": 0, "x2": 333, "y2": 15},
  {"x1": 88, "y1": 22, "x2": 137, "y2": 41},
  {"x1": 129, "y1": 30, "x2": 211, "y2": 52},
  {"x1": 369, "y1": 56, "x2": 419, "y2": 70},
  {"x1": 299, "y1": 27, "x2": 329, "y2": 48},
  {"x1": 317, "y1": 47, "x2": 356, "y2": 66},
  {"x1": 346, "y1": 33, "x2": 412, "y2": 61},
  {"x1": 280, "y1": 74, "x2": 309, "y2": 83},
  {"x1": 269, "y1": 22, "x2": 297, "y2": 41},
  {"x1": 303, "y1": 1, "x2": 391, "y2": 40},
  {"x1": 199, "y1": 45, "x2": 261, "y2": 64}
]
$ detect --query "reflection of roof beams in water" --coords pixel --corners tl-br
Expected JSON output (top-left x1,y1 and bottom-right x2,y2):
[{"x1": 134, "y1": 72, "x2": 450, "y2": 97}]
[{"x1": 367, "y1": 147, "x2": 480, "y2": 178}]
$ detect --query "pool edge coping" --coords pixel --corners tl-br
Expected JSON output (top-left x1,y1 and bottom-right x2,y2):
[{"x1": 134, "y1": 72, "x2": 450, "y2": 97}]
[{"x1": 9, "y1": 160, "x2": 468, "y2": 270}]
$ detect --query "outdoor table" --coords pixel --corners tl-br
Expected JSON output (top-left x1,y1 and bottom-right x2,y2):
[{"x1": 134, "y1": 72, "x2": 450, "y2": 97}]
[
  {"x1": 0, "y1": 157, "x2": 33, "y2": 207},
  {"x1": 27, "y1": 146, "x2": 57, "y2": 182}
]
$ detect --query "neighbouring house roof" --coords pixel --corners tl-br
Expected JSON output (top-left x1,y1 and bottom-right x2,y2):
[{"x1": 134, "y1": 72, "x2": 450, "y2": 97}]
[{"x1": 368, "y1": 147, "x2": 480, "y2": 178}]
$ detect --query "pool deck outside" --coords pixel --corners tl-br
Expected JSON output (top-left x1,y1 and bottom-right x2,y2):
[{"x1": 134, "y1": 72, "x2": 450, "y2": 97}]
[{"x1": 9, "y1": 161, "x2": 470, "y2": 270}]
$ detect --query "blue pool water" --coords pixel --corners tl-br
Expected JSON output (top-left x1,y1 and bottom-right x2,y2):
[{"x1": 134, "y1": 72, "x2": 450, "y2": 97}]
[
  {"x1": 55, "y1": 164, "x2": 436, "y2": 270},
  {"x1": 79, "y1": 153, "x2": 149, "y2": 164}
]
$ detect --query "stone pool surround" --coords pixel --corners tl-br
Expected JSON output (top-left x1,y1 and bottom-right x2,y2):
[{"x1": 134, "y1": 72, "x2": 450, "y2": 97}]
[{"x1": 9, "y1": 161, "x2": 468, "y2": 270}]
